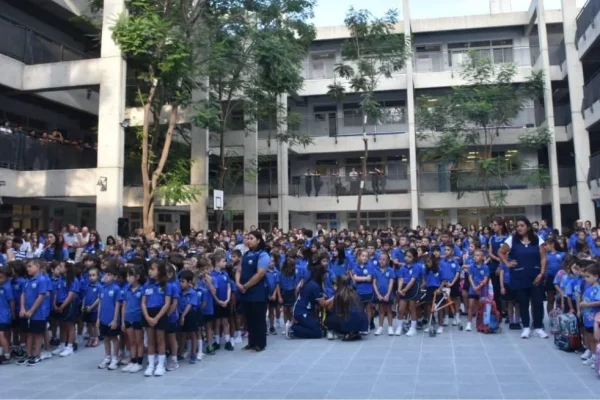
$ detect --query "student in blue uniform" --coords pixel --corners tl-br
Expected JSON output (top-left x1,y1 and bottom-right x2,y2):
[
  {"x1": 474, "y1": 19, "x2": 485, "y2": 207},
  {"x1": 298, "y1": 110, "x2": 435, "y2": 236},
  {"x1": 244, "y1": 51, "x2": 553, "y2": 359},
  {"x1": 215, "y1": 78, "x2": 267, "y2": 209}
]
[
  {"x1": 499, "y1": 259, "x2": 520, "y2": 330},
  {"x1": 325, "y1": 276, "x2": 367, "y2": 341},
  {"x1": 97, "y1": 264, "x2": 122, "y2": 370},
  {"x1": 0, "y1": 266, "x2": 15, "y2": 362},
  {"x1": 422, "y1": 254, "x2": 443, "y2": 335},
  {"x1": 489, "y1": 216, "x2": 510, "y2": 314},
  {"x1": 266, "y1": 253, "x2": 281, "y2": 336},
  {"x1": 52, "y1": 261, "x2": 80, "y2": 357},
  {"x1": 330, "y1": 244, "x2": 349, "y2": 278},
  {"x1": 280, "y1": 252, "x2": 297, "y2": 335},
  {"x1": 440, "y1": 244, "x2": 461, "y2": 327},
  {"x1": 177, "y1": 270, "x2": 199, "y2": 364},
  {"x1": 142, "y1": 259, "x2": 173, "y2": 377},
  {"x1": 373, "y1": 252, "x2": 395, "y2": 336},
  {"x1": 19, "y1": 259, "x2": 48, "y2": 366},
  {"x1": 198, "y1": 258, "x2": 216, "y2": 355},
  {"x1": 40, "y1": 232, "x2": 69, "y2": 262},
  {"x1": 236, "y1": 231, "x2": 269, "y2": 352},
  {"x1": 498, "y1": 217, "x2": 548, "y2": 339},
  {"x1": 397, "y1": 248, "x2": 423, "y2": 337},
  {"x1": 466, "y1": 249, "x2": 490, "y2": 332},
  {"x1": 288, "y1": 263, "x2": 332, "y2": 339},
  {"x1": 351, "y1": 249, "x2": 376, "y2": 334},
  {"x1": 165, "y1": 264, "x2": 181, "y2": 371},
  {"x1": 210, "y1": 253, "x2": 232, "y2": 351},
  {"x1": 580, "y1": 264, "x2": 600, "y2": 367},
  {"x1": 121, "y1": 265, "x2": 146, "y2": 373},
  {"x1": 544, "y1": 238, "x2": 565, "y2": 315},
  {"x1": 10, "y1": 261, "x2": 27, "y2": 359},
  {"x1": 81, "y1": 267, "x2": 101, "y2": 348}
]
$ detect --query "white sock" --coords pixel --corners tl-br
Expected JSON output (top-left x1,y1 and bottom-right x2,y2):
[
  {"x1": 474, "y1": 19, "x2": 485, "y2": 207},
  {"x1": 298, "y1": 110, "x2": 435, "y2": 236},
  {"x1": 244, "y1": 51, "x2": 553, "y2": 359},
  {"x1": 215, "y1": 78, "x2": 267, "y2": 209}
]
[
  {"x1": 197, "y1": 339, "x2": 203, "y2": 352},
  {"x1": 398, "y1": 319, "x2": 405, "y2": 327},
  {"x1": 157, "y1": 354, "x2": 166, "y2": 366},
  {"x1": 224, "y1": 334, "x2": 230, "y2": 343},
  {"x1": 66, "y1": 343, "x2": 73, "y2": 349},
  {"x1": 171, "y1": 355, "x2": 177, "y2": 362},
  {"x1": 77, "y1": 334, "x2": 83, "y2": 343},
  {"x1": 125, "y1": 349, "x2": 131, "y2": 357},
  {"x1": 410, "y1": 320, "x2": 417, "y2": 329},
  {"x1": 147, "y1": 354, "x2": 155, "y2": 366},
  {"x1": 229, "y1": 337, "x2": 235, "y2": 346},
  {"x1": 235, "y1": 330, "x2": 241, "y2": 338}
]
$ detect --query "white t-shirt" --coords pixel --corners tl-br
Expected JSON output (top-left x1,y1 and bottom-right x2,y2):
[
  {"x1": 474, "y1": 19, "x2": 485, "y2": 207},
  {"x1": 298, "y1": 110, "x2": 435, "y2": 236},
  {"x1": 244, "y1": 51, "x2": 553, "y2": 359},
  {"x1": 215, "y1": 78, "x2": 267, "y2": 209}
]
[{"x1": 503, "y1": 235, "x2": 544, "y2": 249}]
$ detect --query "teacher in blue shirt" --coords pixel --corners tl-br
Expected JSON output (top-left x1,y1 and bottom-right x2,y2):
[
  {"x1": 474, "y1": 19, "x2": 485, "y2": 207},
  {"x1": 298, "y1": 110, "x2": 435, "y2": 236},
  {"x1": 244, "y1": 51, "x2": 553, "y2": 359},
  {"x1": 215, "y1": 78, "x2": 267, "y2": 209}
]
[
  {"x1": 498, "y1": 217, "x2": 549, "y2": 340},
  {"x1": 236, "y1": 230, "x2": 269, "y2": 352}
]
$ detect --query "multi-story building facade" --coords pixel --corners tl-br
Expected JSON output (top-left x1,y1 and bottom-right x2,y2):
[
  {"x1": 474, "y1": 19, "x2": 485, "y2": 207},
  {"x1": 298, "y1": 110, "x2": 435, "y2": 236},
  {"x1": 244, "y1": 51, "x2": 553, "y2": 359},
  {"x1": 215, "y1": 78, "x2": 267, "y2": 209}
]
[{"x1": 0, "y1": 0, "x2": 597, "y2": 236}]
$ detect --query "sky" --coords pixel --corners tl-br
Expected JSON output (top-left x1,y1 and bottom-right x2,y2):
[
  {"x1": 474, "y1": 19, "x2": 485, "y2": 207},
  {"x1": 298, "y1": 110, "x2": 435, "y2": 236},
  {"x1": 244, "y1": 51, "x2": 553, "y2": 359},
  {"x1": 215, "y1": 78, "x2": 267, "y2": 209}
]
[{"x1": 312, "y1": 0, "x2": 587, "y2": 27}]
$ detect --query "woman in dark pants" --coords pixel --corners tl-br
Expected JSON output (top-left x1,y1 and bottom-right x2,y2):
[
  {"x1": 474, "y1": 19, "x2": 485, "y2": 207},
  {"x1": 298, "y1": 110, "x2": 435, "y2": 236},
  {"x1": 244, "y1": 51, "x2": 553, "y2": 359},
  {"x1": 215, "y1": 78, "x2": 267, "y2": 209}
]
[
  {"x1": 498, "y1": 217, "x2": 549, "y2": 339},
  {"x1": 488, "y1": 216, "x2": 510, "y2": 316},
  {"x1": 236, "y1": 230, "x2": 269, "y2": 351}
]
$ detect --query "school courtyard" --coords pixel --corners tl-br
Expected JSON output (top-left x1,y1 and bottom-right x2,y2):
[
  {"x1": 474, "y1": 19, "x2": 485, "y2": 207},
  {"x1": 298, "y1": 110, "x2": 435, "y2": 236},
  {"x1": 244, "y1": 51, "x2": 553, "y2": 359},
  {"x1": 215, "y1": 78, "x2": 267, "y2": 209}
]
[{"x1": 1, "y1": 327, "x2": 598, "y2": 400}]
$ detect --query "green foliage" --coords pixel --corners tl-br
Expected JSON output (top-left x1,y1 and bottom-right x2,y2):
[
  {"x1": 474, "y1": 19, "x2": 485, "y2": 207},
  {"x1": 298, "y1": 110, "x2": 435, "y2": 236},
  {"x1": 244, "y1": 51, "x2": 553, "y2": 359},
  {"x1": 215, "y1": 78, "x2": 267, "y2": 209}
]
[
  {"x1": 155, "y1": 158, "x2": 204, "y2": 204},
  {"x1": 416, "y1": 53, "x2": 550, "y2": 216}
]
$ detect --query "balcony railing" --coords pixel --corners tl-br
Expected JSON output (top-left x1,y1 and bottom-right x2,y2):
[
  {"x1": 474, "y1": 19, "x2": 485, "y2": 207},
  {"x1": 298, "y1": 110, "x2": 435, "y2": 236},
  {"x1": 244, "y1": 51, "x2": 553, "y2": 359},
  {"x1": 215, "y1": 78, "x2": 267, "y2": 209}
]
[
  {"x1": 290, "y1": 173, "x2": 410, "y2": 197},
  {"x1": 584, "y1": 70, "x2": 600, "y2": 110},
  {"x1": 0, "y1": 15, "x2": 91, "y2": 65},
  {"x1": 417, "y1": 168, "x2": 545, "y2": 193},
  {"x1": 554, "y1": 104, "x2": 573, "y2": 127},
  {"x1": 576, "y1": 0, "x2": 600, "y2": 44},
  {"x1": 413, "y1": 47, "x2": 532, "y2": 73},
  {"x1": 589, "y1": 151, "x2": 600, "y2": 184},
  {"x1": 558, "y1": 167, "x2": 576, "y2": 188},
  {"x1": 0, "y1": 132, "x2": 96, "y2": 170}
]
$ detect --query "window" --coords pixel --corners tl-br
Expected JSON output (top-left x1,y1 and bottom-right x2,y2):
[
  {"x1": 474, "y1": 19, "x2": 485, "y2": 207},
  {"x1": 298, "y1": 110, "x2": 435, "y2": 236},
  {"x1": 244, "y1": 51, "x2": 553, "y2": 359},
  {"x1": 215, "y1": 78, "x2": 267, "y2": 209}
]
[
  {"x1": 415, "y1": 45, "x2": 443, "y2": 72},
  {"x1": 158, "y1": 213, "x2": 172, "y2": 223},
  {"x1": 232, "y1": 213, "x2": 244, "y2": 231},
  {"x1": 228, "y1": 108, "x2": 244, "y2": 131},
  {"x1": 309, "y1": 52, "x2": 336, "y2": 79},
  {"x1": 259, "y1": 213, "x2": 278, "y2": 231},
  {"x1": 447, "y1": 39, "x2": 514, "y2": 68}
]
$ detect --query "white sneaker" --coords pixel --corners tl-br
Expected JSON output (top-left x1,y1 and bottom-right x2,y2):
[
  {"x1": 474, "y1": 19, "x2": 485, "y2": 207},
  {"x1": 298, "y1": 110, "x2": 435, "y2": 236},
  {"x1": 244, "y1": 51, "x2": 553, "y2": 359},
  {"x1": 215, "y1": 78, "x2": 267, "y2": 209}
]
[
  {"x1": 423, "y1": 326, "x2": 431, "y2": 333},
  {"x1": 51, "y1": 345, "x2": 65, "y2": 356},
  {"x1": 284, "y1": 321, "x2": 292, "y2": 336},
  {"x1": 443, "y1": 316, "x2": 450, "y2": 326},
  {"x1": 388, "y1": 327, "x2": 394, "y2": 336},
  {"x1": 465, "y1": 322, "x2": 472, "y2": 331},
  {"x1": 374, "y1": 327, "x2": 383, "y2": 336},
  {"x1": 394, "y1": 326, "x2": 403, "y2": 336},
  {"x1": 436, "y1": 326, "x2": 444, "y2": 334},
  {"x1": 535, "y1": 329, "x2": 549, "y2": 339},
  {"x1": 98, "y1": 356, "x2": 111, "y2": 369},
  {"x1": 40, "y1": 351, "x2": 52, "y2": 360},
  {"x1": 405, "y1": 327, "x2": 417, "y2": 337},
  {"x1": 108, "y1": 358, "x2": 119, "y2": 370},
  {"x1": 154, "y1": 364, "x2": 166, "y2": 377},
  {"x1": 327, "y1": 330, "x2": 334, "y2": 340},
  {"x1": 122, "y1": 363, "x2": 134, "y2": 372},
  {"x1": 59, "y1": 347, "x2": 73, "y2": 357},
  {"x1": 129, "y1": 363, "x2": 143, "y2": 373},
  {"x1": 581, "y1": 350, "x2": 592, "y2": 360},
  {"x1": 234, "y1": 336, "x2": 243, "y2": 344},
  {"x1": 521, "y1": 327, "x2": 531, "y2": 339},
  {"x1": 590, "y1": 356, "x2": 596, "y2": 369},
  {"x1": 196, "y1": 351, "x2": 203, "y2": 361},
  {"x1": 144, "y1": 364, "x2": 155, "y2": 377},
  {"x1": 452, "y1": 317, "x2": 460, "y2": 326}
]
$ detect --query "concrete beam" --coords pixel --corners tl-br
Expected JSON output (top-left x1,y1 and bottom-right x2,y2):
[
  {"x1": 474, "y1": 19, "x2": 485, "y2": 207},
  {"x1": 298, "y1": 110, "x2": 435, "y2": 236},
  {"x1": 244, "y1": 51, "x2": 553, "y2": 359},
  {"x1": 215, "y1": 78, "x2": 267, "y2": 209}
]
[
  {"x1": 22, "y1": 59, "x2": 105, "y2": 91},
  {"x1": 524, "y1": 0, "x2": 538, "y2": 38},
  {"x1": 50, "y1": 0, "x2": 90, "y2": 16},
  {"x1": 125, "y1": 105, "x2": 193, "y2": 126}
]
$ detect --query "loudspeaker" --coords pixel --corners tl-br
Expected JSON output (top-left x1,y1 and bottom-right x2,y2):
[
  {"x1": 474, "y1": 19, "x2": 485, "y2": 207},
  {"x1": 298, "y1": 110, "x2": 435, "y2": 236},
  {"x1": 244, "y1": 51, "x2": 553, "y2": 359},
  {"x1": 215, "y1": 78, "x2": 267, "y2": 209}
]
[{"x1": 117, "y1": 218, "x2": 130, "y2": 237}]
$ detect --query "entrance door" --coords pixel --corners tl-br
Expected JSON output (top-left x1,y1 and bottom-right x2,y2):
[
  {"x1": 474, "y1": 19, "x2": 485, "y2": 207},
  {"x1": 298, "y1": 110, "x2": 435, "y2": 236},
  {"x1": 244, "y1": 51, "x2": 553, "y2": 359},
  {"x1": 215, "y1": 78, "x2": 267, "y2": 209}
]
[{"x1": 180, "y1": 214, "x2": 190, "y2": 235}]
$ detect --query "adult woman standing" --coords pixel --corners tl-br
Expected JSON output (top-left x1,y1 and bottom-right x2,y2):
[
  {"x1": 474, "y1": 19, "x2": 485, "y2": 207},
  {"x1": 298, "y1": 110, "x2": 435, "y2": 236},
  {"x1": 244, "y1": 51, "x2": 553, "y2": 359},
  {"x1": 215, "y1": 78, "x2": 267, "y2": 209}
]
[
  {"x1": 488, "y1": 217, "x2": 510, "y2": 314},
  {"x1": 498, "y1": 217, "x2": 549, "y2": 339},
  {"x1": 236, "y1": 230, "x2": 269, "y2": 351}
]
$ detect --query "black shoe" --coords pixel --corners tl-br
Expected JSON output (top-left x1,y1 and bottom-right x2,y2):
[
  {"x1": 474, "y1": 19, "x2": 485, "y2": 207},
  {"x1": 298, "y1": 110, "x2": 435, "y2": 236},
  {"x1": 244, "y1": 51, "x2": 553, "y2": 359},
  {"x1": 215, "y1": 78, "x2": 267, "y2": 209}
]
[
  {"x1": 460, "y1": 311, "x2": 468, "y2": 316},
  {"x1": 27, "y1": 356, "x2": 41, "y2": 366},
  {"x1": 416, "y1": 321, "x2": 423, "y2": 330},
  {"x1": 73, "y1": 342, "x2": 78, "y2": 352},
  {"x1": 50, "y1": 338, "x2": 60, "y2": 347},
  {"x1": 269, "y1": 327, "x2": 276, "y2": 335},
  {"x1": 213, "y1": 342, "x2": 220, "y2": 350},
  {"x1": 224, "y1": 342, "x2": 234, "y2": 351},
  {"x1": 242, "y1": 344, "x2": 252, "y2": 351},
  {"x1": 17, "y1": 355, "x2": 29, "y2": 365},
  {"x1": 370, "y1": 321, "x2": 376, "y2": 330},
  {"x1": 207, "y1": 345, "x2": 216, "y2": 355},
  {"x1": 505, "y1": 318, "x2": 510, "y2": 324}
]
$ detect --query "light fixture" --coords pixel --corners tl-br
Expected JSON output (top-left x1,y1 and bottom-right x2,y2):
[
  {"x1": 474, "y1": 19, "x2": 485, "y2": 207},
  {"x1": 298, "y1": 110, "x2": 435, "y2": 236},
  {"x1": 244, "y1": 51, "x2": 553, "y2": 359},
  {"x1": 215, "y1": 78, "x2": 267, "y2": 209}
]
[
  {"x1": 120, "y1": 119, "x2": 130, "y2": 128},
  {"x1": 206, "y1": 149, "x2": 214, "y2": 156}
]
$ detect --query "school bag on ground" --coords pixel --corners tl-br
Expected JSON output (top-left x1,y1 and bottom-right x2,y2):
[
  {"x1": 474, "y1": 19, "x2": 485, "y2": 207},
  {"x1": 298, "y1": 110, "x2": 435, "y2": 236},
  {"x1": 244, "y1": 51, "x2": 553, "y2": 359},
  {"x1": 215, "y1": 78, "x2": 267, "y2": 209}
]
[
  {"x1": 476, "y1": 290, "x2": 501, "y2": 334},
  {"x1": 548, "y1": 308, "x2": 563, "y2": 335},
  {"x1": 553, "y1": 313, "x2": 580, "y2": 352}
]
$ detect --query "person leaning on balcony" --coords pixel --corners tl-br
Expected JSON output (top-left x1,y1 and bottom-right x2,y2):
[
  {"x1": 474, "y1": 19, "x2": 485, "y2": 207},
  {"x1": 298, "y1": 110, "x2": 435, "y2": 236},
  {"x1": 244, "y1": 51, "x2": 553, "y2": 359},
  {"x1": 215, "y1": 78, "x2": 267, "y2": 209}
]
[
  {"x1": 349, "y1": 168, "x2": 359, "y2": 195},
  {"x1": 305, "y1": 169, "x2": 313, "y2": 196},
  {"x1": 0, "y1": 120, "x2": 12, "y2": 134},
  {"x1": 333, "y1": 169, "x2": 343, "y2": 197},
  {"x1": 313, "y1": 171, "x2": 322, "y2": 197}
]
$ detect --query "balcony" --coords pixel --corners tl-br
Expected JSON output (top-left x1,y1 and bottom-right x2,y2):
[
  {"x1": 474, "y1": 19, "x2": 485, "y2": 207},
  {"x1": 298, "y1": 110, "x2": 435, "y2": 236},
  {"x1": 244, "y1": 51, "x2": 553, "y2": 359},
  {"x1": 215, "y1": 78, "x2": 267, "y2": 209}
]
[
  {"x1": 0, "y1": 132, "x2": 96, "y2": 171},
  {"x1": 417, "y1": 168, "x2": 544, "y2": 193},
  {"x1": 0, "y1": 15, "x2": 92, "y2": 65},
  {"x1": 576, "y1": 0, "x2": 600, "y2": 45},
  {"x1": 414, "y1": 47, "x2": 532, "y2": 73},
  {"x1": 589, "y1": 152, "x2": 600, "y2": 183}
]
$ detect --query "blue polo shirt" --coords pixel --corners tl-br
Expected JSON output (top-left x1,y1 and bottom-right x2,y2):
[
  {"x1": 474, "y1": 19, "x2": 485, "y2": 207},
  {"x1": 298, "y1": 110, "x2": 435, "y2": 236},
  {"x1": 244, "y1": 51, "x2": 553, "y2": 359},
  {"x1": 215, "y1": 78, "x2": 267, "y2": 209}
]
[
  {"x1": 23, "y1": 276, "x2": 47, "y2": 321},
  {"x1": 266, "y1": 269, "x2": 280, "y2": 297},
  {"x1": 56, "y1": 276, "x2": 81, "y2": 304},
  {"x1": 469, "y1": 264, "x2": 490, "y2": 295},
  {"x1": 352, "y1": 263, "x2": 375, "y2": 296},
  {"x1": 144, "y1": 279, "x2": 174, "y2": 309},
  {"x1": 82, "y1": 281, "x2": 101, "y2": 310},
  {"x1": 440, "y1": 258, "x2": 460, "y2": 283},
  {"x1": 293, "y1": 280, "x2": 324, "y2": 317},
  {"x1": 124, "y1": 284, "x2": 145, "y2": 322},
  {"x1": 99, "y1": 282, "x2": 122, "y2": 325},
  {"x1": 178, "y1": 289, "x2": 199, "y2": 314},
  {"x1": 374, "y1": 266, "x2": 395, "y2": 297},
  {"x1": 0, "y1": 282, "x2": 15, "y2": 324}
]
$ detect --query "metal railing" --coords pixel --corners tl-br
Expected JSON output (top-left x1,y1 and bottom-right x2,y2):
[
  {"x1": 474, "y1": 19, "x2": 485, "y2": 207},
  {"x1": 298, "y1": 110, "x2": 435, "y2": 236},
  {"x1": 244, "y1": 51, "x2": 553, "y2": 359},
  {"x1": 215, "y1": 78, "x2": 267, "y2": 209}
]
[
  {"x1": 0, "y1": 15, "x2": 90, "y2": 65},
  {"x1": 589, "y1": 151, "x2": 600, "y2": 183},
  {"x1": 301, "y1": 58, "x2": 406, "y2": 80},
  {"x1": 417, "y1": 168, "x2": 545, "y2": 193},
  {"x1": 584, "y1": 69, "x2": 600, "y2": 110},
  {"x1": 576, "y1": 0, "x2": 600, "y2": 44},
  {"x1": 0, "y1": 132, "x2": 96, "y2": 170},
  {"x1": 553, "y1": 41, "x2": 567, "y2": 67},
  {"x1": 558, "y1": 167, "x2": 576, "y2": 188},
  {"x1": 290, "y1": 173, "x2": 410, "y2": 197},
  {"x1": 413, "y1": 47, "x2": 532, "y2": 73},
  {"x1": 554, "y1": 104, "x2": 573, "y2": 127}
]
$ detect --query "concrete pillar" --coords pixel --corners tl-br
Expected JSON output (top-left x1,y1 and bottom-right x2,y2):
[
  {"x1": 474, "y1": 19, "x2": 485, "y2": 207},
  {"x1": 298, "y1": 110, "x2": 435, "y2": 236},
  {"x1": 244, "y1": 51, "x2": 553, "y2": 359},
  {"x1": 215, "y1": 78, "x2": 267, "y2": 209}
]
[
  {"x1": 563, "y1": 0, "x2": 596, "y2": 223},
  {"x1": 96, "y1": 0, "x2": 126, "y2": 238},
  {"x1": 536, "y1": 0, "x2": 562, "y2": 228},
  {"x1": 448, "y1": 208, "x2": 458, "y2": 224},
  {"x1": 244, "y1": 112, "x2": 259, "y2": 228},
  {"x1": 404, "y1": 0, "x2": 419, "y2": 229},
  {"x1": 190, "y1": 84, "x2": 210, "y2": 231},
  {"x1": 277, "y1": 94, "x2": 290, "y2": 231}
]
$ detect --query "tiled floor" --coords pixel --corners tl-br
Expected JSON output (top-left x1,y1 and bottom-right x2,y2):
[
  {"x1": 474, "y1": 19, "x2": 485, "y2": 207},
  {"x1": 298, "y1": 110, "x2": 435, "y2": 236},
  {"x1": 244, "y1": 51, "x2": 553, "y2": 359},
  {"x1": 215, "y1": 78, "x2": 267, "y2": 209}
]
[{"x1": 2, "y1": 323, "x2": 598, "y2": 399}]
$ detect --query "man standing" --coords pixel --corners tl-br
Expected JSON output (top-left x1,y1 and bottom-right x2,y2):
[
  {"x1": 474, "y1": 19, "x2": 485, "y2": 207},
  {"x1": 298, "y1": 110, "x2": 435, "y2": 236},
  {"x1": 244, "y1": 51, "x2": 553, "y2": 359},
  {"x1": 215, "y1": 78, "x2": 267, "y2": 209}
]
[{"x1": 62, "y1": 224, "x2": 80, "y2": 260}]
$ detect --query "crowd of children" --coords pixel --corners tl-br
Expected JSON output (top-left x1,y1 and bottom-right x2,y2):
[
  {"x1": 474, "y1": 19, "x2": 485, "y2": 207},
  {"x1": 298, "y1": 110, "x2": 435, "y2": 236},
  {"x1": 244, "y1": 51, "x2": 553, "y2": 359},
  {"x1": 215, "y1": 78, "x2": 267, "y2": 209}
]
[{"x1": 0, "y1": 217, "x2": 599, "y2": 378}]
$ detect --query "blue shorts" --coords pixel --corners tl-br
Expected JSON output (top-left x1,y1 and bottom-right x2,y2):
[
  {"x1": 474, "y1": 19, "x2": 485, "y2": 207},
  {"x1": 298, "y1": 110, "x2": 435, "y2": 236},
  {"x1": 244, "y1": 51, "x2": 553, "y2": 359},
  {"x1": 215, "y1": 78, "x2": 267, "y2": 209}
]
[
  {"x1": 0, "y1": 323, "x2": 10, "y2": 332},
  {"x1": 359, "y1": 293, "x2": 374, "y2": 304},
  {"x1": 54, "y1": 302, "x2": 79, "y2": 322}
]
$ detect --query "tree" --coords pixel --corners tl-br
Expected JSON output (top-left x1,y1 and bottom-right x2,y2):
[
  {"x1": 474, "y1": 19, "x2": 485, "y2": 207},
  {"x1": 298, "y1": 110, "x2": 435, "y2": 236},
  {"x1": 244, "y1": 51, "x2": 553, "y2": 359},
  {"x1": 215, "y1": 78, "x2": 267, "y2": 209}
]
[
  {"x1": 416, "y1": 53, "x2": 551, "y2": 218},
  {"x1": 95, "y1": 0, "x2": 209, "y2": 233},
  {"x1": 194, "y1": 0, "x2": 316, "y2": 231},
  {"x1": 327, "y1": 8, "x2": 409, "y2": 227}
]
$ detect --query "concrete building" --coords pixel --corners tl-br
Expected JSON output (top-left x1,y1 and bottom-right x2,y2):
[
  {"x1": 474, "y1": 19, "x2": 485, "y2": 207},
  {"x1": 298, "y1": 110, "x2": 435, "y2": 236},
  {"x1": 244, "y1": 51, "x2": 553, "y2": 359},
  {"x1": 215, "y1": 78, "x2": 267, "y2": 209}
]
[{"x1": 0, "y1": 0, "x2": 597, "y2": 236}]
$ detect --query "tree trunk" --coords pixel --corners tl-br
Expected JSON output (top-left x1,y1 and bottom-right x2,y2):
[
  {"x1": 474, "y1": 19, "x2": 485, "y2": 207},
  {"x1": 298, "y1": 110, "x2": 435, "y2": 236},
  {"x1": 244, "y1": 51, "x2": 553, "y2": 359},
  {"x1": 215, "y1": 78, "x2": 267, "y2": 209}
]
[
  {"x1": 215, "y1": 124, "x2": 226, "y2": 232},
  {"x1": 356, "y1": 125, "x2": 369, "y2": 228}
]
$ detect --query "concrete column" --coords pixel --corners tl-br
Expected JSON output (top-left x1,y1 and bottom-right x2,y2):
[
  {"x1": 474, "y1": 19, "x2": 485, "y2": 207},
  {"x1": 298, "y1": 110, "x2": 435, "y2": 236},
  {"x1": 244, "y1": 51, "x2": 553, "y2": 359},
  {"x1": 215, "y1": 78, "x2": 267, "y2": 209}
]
[
  {"x1": 563, "y1": 0, "x2": 596, "y2": 223},
  {"x1": 404, "y1": 0, "x2": 419, "y2": 229},
  {"x1": 96, "y1": 0, "x2": 126, "y2": 238},
  {"x1": 190, "y1": 84, "x2": 210, "y2": 231},
  {"x1": 277, "y1": 94, "x2": 290, "y2": 232},
  {"x1": 448, "y1": 208, "x2": 458, "y2": 224},
  {"x1": 244, "y1": 113, "x2": 259, "y2": 228},
  {"x1": 536, "y1": 0, "x2": 562, "y2": 228}
]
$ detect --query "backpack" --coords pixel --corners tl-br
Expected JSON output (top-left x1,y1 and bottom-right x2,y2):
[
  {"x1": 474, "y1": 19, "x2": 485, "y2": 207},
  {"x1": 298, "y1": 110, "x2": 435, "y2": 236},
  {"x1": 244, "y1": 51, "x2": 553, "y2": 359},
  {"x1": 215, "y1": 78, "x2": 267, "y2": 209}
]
[
  {"x1": 548, "y1": 308, "x2": 563, "y2": 335},
  {"x1": 476, "y1": 296, "x2": 501, "y2": 334},
  {"x1": 553, "y1": 313, "x2": 580, "y2": 352}
]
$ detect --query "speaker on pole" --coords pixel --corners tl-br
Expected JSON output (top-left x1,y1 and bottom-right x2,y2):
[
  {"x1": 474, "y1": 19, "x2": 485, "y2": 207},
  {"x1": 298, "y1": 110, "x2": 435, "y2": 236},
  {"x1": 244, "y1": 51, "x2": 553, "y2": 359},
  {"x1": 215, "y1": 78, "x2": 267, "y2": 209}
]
[{"x1": 117, "y1": 218, "x2": 130, "y2": 237}]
